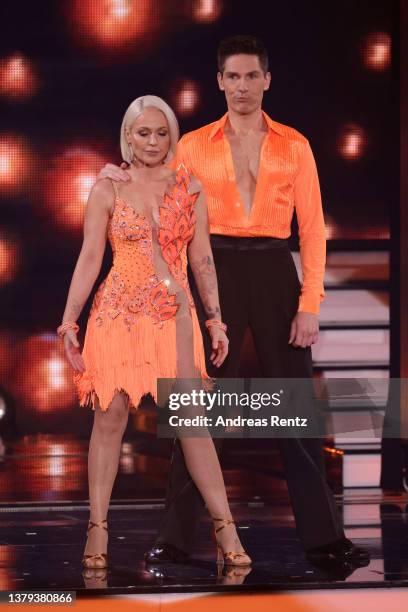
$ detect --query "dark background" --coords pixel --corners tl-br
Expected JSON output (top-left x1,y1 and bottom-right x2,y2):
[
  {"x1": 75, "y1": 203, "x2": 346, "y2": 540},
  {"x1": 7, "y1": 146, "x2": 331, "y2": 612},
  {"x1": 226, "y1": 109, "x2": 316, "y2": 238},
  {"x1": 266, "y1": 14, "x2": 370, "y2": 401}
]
[{"x1": 0, "y1": 0, "x2": 398, "y2": 435}]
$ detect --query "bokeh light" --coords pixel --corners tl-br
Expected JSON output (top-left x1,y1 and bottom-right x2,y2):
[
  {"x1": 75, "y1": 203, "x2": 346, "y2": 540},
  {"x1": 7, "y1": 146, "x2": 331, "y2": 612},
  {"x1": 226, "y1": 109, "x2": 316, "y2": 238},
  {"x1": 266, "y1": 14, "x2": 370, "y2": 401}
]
[
  {"x1": 362, "y1": 32, "x2": 391, "y2": 71},
  {"x1": 43, "y1": 146, "x2": 107, "y2": 231},
  {"x1": 0, "y1": 233, "x2": 21, "y2": 286},
  {"x1": 324, "y1": 213, "x2": 389, "y2": 240},
  {"x1": 192, "y1": 0, "x2": 223, "y2": 22},
  {"x1": 324, "y1": 214, "x2": 339, "y2": 241},
  {"x1": 67, "y1": 0, "x2": 159, "y2": 57},
  {"x1": 13, "y1": 333, "x2": 76, "y2": 412},
  {"x1": 0, "y1": 54, "x2": 38, "y2": 99},
  {"x1": 0, "y1": 134, "x2": 33, "y2": 196},
  {"x1": 171, "y1": 79, "x2": 200, "y2": 117},
  {"x1": 0, "y1": 332, "x2": 15, "y2": 387},
  {"x1": 0, "y1": 549, "x2": 17, "y2": 590},
  {"x1": 337, "y1": 123, "x2": 367, "y2": 161},
  {"x1": 0, "y1": 397, "x2": 5, "y2": 420}
]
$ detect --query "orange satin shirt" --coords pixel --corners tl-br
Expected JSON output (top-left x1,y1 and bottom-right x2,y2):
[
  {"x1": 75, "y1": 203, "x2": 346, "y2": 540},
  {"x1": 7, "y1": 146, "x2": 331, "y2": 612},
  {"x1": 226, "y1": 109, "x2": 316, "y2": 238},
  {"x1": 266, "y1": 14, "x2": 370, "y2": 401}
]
[{"x1": 175, "y1": 110, "x2": 326, "y2": 314}]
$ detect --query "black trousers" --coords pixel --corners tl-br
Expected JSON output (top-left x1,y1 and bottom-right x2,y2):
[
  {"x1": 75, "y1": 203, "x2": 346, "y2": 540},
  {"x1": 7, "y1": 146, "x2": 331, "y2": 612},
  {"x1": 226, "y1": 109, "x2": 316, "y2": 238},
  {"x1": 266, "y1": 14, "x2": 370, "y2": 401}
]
[{"x1": 156, "y1": 236, "x2": 344, "y2": 553}]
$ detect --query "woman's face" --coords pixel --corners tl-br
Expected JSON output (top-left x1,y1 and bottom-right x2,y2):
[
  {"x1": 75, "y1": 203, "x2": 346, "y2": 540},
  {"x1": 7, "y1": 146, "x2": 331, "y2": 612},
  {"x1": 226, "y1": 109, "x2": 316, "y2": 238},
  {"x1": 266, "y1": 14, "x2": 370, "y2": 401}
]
[{"x1": 126, "y1": 107, "x2": 170, "y2": 166}]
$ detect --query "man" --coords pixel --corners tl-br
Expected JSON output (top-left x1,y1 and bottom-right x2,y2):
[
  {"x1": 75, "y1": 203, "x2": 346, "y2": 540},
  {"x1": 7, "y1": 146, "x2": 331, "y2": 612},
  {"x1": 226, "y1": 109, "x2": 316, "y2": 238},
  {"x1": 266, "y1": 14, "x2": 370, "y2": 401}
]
[{"x1": 99, "y1": 35, "x2": 368, "y2": 566}]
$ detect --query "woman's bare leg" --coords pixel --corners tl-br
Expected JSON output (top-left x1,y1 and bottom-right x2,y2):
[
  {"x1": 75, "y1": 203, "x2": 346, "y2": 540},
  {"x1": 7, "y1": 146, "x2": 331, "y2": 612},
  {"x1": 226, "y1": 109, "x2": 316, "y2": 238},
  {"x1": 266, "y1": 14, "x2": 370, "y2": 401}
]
[
  {"x1": 84, "y1": 392, "x2": 129, "y2": 563},
  {"x1": 171, "y1": 300, "x2": 250, "y2": 563},
  {"x1": 179, "y1": 435, "x2": 251, "y2": 563}
]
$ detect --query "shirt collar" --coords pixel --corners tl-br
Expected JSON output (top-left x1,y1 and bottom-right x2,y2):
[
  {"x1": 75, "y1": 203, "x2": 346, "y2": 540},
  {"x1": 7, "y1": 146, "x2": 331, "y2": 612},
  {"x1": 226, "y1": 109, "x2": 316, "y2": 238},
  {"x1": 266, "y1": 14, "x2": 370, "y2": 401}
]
[{"x1": 209, "y1": 110, "x2": 285, "y2": 140}]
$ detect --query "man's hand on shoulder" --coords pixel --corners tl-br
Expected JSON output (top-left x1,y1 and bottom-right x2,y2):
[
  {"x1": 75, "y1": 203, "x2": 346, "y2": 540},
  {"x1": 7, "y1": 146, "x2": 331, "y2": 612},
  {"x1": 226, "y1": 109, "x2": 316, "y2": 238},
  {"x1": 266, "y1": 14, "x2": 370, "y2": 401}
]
[
  {"x1": 289, "y1": 312, "x2": 319, "y2": 348},
  {"x1": 96, "y1": 161, "x2": 131, "y2": 182}
]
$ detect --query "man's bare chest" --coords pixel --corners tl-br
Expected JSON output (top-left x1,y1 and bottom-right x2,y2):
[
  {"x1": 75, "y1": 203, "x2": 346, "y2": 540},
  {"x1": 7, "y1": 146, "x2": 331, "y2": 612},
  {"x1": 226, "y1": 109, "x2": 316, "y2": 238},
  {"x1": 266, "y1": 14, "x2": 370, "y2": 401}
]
[{"x1": 226, "y1": 132, "x2": 266, "y2": 184}]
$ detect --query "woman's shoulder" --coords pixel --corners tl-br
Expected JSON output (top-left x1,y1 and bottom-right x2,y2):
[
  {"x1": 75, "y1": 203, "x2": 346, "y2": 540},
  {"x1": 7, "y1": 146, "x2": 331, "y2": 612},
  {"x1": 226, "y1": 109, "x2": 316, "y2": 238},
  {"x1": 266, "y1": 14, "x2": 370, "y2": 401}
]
[
  {"x1": 87, "y1": 178, "x2": 116, "y2": 215},
  {"x1": 91, "y1": 177, "x2": 116, "y2": 199}
]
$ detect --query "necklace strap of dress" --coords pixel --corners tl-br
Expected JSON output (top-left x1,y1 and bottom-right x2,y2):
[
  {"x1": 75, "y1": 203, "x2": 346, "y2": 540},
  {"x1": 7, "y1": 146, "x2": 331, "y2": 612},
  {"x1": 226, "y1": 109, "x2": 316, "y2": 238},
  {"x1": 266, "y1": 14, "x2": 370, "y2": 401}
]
[{"x1": 109, "y1": 178, "x2": 119, "y2": 198}]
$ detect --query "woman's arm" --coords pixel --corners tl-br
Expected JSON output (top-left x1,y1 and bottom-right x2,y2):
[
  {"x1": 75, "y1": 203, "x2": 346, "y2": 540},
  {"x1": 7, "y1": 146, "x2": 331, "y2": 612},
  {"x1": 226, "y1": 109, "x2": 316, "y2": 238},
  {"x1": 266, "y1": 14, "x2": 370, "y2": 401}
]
[
  {"x1": 60, "y1": 179, "x2": 113, "y2": 372},
  {"x1": 187, "y1": 179, "x2": 228, "y2": 367},
  {"x1": 62, "y1": 178, "x2": 113, "y2": 323}
]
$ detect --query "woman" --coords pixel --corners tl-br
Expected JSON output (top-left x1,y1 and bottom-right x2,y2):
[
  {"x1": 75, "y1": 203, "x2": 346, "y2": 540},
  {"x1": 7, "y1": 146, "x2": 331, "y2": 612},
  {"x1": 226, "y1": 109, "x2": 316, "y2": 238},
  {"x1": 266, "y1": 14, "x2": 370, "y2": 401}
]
[{"x1": 58, "y1": 95, "x2": 251, "y2": 570}]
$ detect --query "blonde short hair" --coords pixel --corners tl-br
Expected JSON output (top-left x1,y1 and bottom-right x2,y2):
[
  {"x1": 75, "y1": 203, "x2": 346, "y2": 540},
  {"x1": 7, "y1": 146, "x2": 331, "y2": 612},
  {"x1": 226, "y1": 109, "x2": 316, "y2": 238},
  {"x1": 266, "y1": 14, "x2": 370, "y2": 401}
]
[{"x1": 120, "y1": 95, "x2": 179, "y2": 164}]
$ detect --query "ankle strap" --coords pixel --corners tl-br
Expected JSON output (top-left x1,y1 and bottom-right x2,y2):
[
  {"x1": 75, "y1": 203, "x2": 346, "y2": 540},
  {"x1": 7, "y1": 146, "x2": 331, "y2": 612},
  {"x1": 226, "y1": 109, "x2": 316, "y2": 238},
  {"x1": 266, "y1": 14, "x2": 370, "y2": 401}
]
[
  {"x1": 212, "y1": 517, "x2": 235, "y2": 533},
  {"x1": 87, "y1": 519, "x2": 108, "y2": 531}
]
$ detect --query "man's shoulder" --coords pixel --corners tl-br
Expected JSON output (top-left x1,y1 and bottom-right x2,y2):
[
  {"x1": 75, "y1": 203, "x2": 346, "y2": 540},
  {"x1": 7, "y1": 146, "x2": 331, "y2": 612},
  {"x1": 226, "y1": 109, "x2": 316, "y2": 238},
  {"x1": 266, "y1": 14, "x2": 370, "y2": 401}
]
[
  {"x1": 179, "y1": 120, "x2": 220, "y2": 147},
  {"x1": 268, "y1": 117, "x2": 309, "y2": 144},
  {"x1": 178, "y1": 115, "x2": 310, "y2": 149}
]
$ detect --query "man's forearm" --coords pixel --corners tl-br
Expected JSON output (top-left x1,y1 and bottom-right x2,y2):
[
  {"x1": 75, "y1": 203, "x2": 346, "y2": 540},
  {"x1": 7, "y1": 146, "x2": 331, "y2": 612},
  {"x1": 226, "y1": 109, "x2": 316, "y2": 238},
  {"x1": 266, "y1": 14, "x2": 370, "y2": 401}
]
[{"x1": 189, "y1": 253, "x2": 221, "y2": 319}]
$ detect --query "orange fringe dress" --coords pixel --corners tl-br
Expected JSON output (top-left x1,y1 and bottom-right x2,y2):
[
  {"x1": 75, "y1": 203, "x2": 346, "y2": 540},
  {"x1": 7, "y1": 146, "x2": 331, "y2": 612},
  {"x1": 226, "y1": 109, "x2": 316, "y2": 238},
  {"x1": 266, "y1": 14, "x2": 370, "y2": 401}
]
[{"x1": 74, "y1": 165, "x2": 212, "y2": 411}]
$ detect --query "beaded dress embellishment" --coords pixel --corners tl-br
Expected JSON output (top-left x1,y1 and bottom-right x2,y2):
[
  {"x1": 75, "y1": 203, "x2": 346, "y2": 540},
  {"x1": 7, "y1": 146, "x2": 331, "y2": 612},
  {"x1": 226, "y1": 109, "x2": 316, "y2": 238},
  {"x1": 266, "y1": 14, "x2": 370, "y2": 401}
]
[{"x1": 92, "y1": 164, "x2": 197, "y2": 330}]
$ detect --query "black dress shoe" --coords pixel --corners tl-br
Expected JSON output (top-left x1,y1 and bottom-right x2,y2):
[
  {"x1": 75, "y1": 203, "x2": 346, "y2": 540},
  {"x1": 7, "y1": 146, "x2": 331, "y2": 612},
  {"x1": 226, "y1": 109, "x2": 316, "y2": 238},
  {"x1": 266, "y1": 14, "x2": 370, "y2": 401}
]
[
  {"x1": 144, "y1": 542, "x2": 190, "y2": 564},
  {"x1": 312, "y1": 558, "x2": 369, "y2": 579},
  {"x1": 306, "y1": 537, "x2": 370, "y2": 565}
]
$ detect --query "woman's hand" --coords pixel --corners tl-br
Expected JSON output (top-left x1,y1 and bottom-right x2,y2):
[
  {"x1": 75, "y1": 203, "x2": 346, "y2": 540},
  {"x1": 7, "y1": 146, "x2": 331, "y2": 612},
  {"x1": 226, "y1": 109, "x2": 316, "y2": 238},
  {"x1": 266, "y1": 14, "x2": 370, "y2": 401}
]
[
  {"x1": 208, "y1": 326, "x2": 229, "y2": 367},
  {"x1": 63, "y1": 329, "x2": 86, "y2": 373}
]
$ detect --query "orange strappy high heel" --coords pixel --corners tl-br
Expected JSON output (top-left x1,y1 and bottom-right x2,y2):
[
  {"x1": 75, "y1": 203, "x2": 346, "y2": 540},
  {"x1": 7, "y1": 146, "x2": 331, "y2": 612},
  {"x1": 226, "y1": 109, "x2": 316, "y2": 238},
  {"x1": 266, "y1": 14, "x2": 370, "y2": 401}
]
[
  {"x1": 82, "y1": 518, "x2": 108, "y2": 569},
  {"x1": 212, "y1": 517, "x2": 252, "y2": 567}
]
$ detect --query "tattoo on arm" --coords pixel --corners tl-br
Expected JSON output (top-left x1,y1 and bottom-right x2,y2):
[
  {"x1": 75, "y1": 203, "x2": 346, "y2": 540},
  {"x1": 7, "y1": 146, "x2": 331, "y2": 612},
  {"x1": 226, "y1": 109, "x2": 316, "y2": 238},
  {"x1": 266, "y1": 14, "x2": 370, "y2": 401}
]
[
  {"x1": 206, "y1": 306, "x2": 221, "y2": 319},
  {"x1": 190, "y1": 254, "x2": 221, "y2": 319}
]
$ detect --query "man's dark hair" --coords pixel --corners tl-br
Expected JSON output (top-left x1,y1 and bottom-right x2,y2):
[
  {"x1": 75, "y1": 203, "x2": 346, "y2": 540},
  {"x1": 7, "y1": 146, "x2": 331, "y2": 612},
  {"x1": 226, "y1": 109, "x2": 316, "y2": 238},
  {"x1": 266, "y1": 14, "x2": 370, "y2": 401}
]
[{"x1": 217, "y1": 35, "x2": 269, "y2": 74}]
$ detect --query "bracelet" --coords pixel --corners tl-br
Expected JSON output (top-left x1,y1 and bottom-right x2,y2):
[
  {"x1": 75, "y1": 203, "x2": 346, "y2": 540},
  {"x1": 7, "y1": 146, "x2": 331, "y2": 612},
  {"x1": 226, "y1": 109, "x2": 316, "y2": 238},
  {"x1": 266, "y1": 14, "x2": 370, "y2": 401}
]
[
  {"x1": 205, "y1": 319, "x2": 227, "y2": 333},
  {"x1": 57, "y1": 321, "x2": 79, "y2": 338}
]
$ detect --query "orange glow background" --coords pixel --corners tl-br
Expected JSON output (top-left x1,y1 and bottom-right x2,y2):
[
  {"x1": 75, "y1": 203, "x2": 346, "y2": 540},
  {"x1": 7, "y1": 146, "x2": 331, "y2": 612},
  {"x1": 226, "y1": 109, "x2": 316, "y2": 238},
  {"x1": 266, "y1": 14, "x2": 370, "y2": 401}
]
[
  {"x1": 0, "y1": 54, "x2": 39, "y2": 99},
  {"x1": 43, "y1": 146, "x2": 108, "y2": 232},
  {"x1": 0, "y1": 134, "x2": 34, "y2": 196},
  {"x1": 67, "y1": 0, "x2": 160, "y2": 59},
  {"x1": 11, "y1": 334, "x2": 77, "y2": 412},
  {"x1": 0, "y1": 0, "x2": 395, "y2": 435}
]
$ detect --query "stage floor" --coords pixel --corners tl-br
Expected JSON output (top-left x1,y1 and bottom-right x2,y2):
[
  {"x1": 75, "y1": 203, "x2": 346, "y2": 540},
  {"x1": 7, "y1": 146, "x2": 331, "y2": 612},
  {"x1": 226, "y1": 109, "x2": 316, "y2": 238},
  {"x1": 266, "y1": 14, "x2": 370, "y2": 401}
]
[{"x1": 0, "y1": 494, "x2": 407, "y2": 595}]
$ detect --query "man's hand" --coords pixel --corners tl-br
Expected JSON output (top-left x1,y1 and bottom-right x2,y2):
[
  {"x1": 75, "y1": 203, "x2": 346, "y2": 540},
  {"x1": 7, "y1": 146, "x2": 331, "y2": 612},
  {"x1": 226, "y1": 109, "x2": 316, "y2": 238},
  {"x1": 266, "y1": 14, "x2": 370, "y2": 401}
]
[
  {"x1": 208, "y1": 326, "x2": 229, "y2": 367},
  {"x1": 289, "y1": 312, "x2": 319, "y2": 348},
  {"x1": 96, "y1": 162, "x2": 131, "y2": 182}
]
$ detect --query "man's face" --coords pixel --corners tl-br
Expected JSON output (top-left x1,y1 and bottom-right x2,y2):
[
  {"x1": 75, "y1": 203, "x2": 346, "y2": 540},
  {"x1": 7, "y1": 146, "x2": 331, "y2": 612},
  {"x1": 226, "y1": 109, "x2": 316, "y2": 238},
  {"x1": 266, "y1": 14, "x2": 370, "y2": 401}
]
[{"x1": 217, "y1": 54, "x2": 271, "y2": 115}]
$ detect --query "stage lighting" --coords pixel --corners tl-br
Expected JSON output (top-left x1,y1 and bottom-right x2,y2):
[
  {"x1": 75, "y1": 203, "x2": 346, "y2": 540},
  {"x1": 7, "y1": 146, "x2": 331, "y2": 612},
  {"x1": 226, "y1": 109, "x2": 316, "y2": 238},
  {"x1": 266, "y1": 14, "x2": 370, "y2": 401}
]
[
  {"x1": 0, "y1": 397, "x2": 5, "y2": 420},
  {"x1": 37, "y1": 441, "x2": 87, "y2": 490},
  {"x1": 67, "y1": 0, "x2": 157, "y2": 57},
  {"x1": 0, "y1": 233, "x2": 20, "y2": 286},
  {"x1": 14, "y1": 333, "x2": 76, "y2": 412},
  {"x1": 119, "y1": 454, "x2": 136, "y2": 474},
  {"x1": 0, "y1": 54, "x2": 38, "y2": 99},
  {"x1": 362, "y1": 32, "x2": 391, "y2": 71},
  {"x1": 0, "y1": 134, "x2": 32, "y2": 195},
  {"x1": 171, "y1": 79, "x2": 200, "y2": 117},
  {"x1": 192, "y1": 0, "x2": 222, "y2": 22},
  {"x1": 43, "y1": 146, "x2": 107, "y2": 232},
  {"x1": 0, "y1": 387, "x2": 16, "y2": 438},
  {"x1": 0, "y1": 333, "x2": 14, "y2": 384},
  {"x1": 337, "y1": 124, "x2": 366, "y2": 161},
  {"x1": 323, "y1": 214, "x2": 339, "y2": 240},
  {"x1": 47, "y1": 444, "x2": 66, "y2": 476}
]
